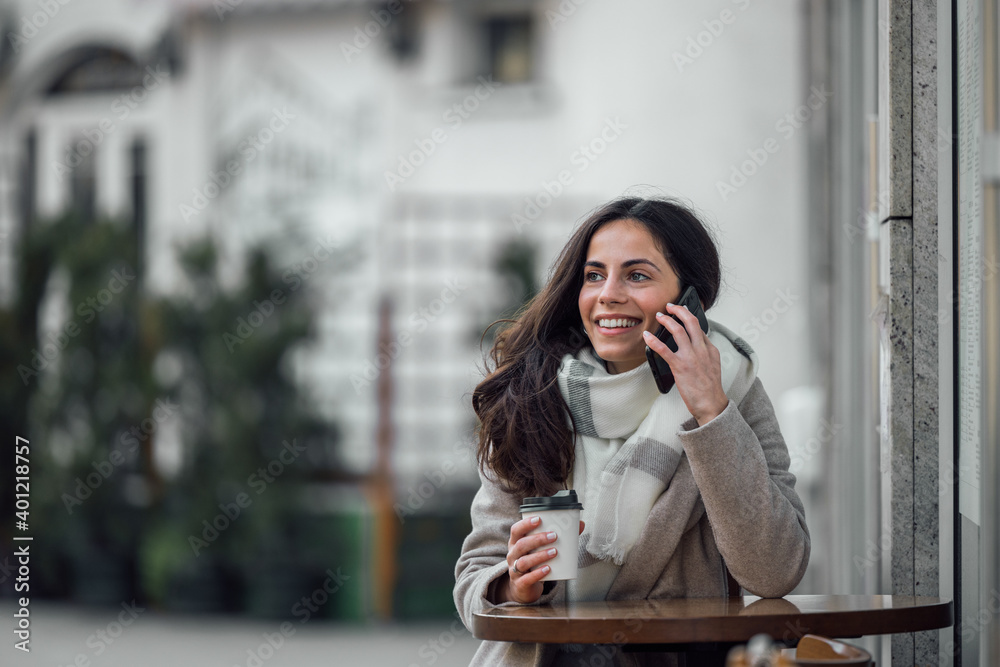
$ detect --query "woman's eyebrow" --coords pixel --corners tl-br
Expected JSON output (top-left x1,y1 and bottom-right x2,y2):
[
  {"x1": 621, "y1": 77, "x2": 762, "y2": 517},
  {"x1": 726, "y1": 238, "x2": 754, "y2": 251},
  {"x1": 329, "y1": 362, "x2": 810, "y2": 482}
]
[
  {"x1": 584, "y1": 259, "x2": 660, "y2": 270},
  {"x1": 622, "y1": 258, "x2": 660, "y2": 271}
]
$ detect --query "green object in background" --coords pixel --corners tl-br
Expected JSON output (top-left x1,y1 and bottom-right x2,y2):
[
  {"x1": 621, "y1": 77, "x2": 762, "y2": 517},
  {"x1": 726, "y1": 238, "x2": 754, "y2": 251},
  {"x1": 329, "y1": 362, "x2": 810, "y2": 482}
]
[
  {"x1": 392, "y1": 497, "x2": 475, "y2": 620},
  {"x1": 0, "y1": 214, "x2": 347, "y2": 612},
  {"x1": 325, "y1": 511, "x2": 369, "y2": 622}
]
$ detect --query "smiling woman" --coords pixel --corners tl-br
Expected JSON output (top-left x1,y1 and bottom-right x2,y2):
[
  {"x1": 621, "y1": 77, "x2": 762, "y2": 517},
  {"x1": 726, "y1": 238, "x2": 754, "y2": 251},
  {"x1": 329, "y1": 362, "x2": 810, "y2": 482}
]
[
  {"x1": 578, "y1": 219, "x2": 682, "y2": 374},
  {"x1": 455, "y1": 196, "x2": 811, "y2": 666}
]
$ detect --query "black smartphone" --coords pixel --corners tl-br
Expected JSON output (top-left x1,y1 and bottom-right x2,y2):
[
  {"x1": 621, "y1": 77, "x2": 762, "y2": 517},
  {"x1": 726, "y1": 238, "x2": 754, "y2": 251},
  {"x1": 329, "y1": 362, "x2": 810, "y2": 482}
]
[{"x1": 645, "y1": 285, "x2": 710, "y2": 393}]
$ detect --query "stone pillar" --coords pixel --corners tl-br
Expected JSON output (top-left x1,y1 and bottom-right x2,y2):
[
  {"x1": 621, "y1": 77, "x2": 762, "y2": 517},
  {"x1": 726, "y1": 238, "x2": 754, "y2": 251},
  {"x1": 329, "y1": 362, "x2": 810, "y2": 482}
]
[{"x1": 878, "y1": 0, "x2": 940, "y2": 664}]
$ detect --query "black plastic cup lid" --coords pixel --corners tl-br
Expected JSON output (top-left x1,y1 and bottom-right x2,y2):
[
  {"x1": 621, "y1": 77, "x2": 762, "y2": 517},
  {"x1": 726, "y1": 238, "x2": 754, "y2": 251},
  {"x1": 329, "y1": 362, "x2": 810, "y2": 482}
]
[{"x1": 519, "y1": 489, "x2": 583, "y2": 513}]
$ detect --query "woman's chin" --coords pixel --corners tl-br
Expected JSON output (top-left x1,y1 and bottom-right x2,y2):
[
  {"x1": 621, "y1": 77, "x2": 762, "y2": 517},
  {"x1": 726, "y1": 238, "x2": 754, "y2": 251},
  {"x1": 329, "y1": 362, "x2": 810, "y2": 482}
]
[{"x1": 592, "y1": 349, "x2": 646, "y2": 374}]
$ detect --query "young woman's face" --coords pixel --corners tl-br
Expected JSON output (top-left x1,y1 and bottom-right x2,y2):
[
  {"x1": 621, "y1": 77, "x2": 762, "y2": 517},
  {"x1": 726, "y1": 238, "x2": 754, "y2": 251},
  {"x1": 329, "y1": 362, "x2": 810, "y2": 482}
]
[{"x1": 578, "y1": 219, "x2": 682, "y2": 374}]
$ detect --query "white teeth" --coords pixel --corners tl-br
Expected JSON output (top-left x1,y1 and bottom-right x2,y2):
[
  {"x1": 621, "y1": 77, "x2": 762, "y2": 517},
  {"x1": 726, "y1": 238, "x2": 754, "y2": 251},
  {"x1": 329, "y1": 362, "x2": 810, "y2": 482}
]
[{"x1": 599, "y1": 318, "x2": 638, "y2": 328}]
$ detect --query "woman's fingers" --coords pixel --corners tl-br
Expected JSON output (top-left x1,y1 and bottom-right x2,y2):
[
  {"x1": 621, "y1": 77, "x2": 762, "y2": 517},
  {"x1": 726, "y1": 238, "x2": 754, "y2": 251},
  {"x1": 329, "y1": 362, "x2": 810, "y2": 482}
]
[
  {"x1": 506, "y1": 562, "x2": 550, "y2": 602},
  {"x1": 507, "y1": 518, "x2": 559, "y2": 573},
  {"x1": 647, "y1": 304, "x2": 712, "y2": 367},
  {"x1": 508, "y1": 515, "x2": 541, "y2": 547},
  {"x1": 508, "y1": 530, "x2": 558, "y2": 566},
  {"x1": 504, "y1": 519, "x2": 562, "y2": 603},
  {"x1": 643, "y1": 322, "x2": 678, "y2": 363},
  {"x1": 509, "y1": 516, "x2": 556, "y2": 550},
  {"x1": 657, "y1": 308, "x2": 690, "y2": 348},
  {"x1": 665, "y1": 302, "x2": 707, "y2": 349},
  {"x1": 513, "y1": 546, "x2": 558, "y2": 575},
  {"x1": 644, "y1": 304, "x2": 727, "y2": 425},
  {"x1": 507, "y1": 531, "x2": 558, "y2": 572}
]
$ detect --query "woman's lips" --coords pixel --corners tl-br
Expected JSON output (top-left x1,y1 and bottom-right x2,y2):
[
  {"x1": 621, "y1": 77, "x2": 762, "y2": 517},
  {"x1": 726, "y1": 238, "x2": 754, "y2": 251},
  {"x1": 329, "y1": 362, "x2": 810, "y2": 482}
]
[{"x1": 595, "y1": 317, "x2": 641, "y2": 335}]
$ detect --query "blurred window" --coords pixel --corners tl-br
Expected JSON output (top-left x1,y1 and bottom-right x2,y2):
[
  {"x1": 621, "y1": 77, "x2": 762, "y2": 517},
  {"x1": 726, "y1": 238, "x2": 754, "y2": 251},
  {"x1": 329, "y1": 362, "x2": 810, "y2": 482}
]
[
  {"x1": 131, "y1": 138, "x2": 147, "y2": 283},
  {"x1": 384, "y1": 2, "x2": 419, "y2": 62},
  {"x1": 68, "y1": 140, "x2": 96, "y2": 223},
  {"x1": 484, "y1": 15, "x2": 533, "y2": 84},
  {"x1": 19, "y1": 130, "x2": 35, "y2": 227},
  {"x1": 46, "y1": 47, "x2": 144, "y2": 95}
]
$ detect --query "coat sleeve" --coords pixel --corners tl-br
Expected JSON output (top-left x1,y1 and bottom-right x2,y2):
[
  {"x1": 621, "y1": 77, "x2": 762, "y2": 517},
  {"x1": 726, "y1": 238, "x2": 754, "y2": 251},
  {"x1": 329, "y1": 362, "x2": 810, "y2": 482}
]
[
  {"x1": 454, "y1": 468, "x2": 562, "y2": 632},
  {"x1": 678, "y1": 377, "x2": 810, "y2": 598}
]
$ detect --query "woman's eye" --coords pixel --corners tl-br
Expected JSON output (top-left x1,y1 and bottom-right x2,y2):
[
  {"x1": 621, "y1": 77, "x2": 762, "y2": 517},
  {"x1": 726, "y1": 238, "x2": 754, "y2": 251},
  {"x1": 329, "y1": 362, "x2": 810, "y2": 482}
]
[
  {"x1": 585, "y1": 271, "x2": 603, "y2": 281},
  {"x1": 629, "y1": 272, "x2": 649, "y2": 282}
]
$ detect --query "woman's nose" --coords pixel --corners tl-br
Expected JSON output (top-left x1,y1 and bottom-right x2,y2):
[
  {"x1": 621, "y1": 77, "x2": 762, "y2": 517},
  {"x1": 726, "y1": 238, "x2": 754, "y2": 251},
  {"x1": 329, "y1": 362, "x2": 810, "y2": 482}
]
[{"x1": 599, "y1": 276, "x2": 626, "y2": 303}]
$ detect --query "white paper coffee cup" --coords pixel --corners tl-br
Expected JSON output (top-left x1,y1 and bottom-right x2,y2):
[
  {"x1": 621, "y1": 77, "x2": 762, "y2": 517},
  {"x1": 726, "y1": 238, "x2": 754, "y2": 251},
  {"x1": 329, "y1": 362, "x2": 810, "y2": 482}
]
[{"x1": 519, "y1": 490, "x2": 583, "y2": 581}]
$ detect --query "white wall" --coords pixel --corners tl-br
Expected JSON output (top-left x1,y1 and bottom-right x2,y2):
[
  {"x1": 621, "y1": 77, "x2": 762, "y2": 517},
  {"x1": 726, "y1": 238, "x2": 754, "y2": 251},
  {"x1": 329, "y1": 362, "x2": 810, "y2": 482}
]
[{"x1": 1, "y1": 0, "x2": 814, "y2": 489}]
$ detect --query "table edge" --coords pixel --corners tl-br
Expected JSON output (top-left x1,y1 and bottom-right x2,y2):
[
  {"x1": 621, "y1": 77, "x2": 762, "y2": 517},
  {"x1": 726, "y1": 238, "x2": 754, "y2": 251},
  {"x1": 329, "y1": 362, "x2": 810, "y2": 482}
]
[{"x1": 472, "y1": 596, "x2": 955, "y2": 645}]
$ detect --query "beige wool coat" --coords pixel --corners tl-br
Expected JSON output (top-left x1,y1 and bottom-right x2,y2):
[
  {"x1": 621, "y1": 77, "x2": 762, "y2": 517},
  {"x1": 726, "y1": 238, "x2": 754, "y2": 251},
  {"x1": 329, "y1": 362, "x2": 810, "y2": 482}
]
[{"x1": 454, "y1": 377, "x2": 810, "y2": 666}]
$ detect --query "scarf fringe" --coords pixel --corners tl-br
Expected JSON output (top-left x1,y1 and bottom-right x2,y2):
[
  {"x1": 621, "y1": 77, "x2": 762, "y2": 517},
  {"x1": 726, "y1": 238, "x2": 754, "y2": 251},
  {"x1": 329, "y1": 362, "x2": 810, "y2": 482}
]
[{"x1": 593, "y1": 541, "x2": 628, "y2": 566}]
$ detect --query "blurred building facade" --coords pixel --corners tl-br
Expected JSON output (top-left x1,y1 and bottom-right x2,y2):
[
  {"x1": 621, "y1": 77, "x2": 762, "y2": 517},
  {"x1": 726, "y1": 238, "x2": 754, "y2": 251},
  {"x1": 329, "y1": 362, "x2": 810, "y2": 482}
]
[
  {"x1": 0, "y1": 0, "x2": 851, "y2": 622},
  {"x1": 0, "y1": 0, "x2": 813, "y2": 490},
  {"x1": 2, "y1": 2, "x2": 998, "y2": 663}
]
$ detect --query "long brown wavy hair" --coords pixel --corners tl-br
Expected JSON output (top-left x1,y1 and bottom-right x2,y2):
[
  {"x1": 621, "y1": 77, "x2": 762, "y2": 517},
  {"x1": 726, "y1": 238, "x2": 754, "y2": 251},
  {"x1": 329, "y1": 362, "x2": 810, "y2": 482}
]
[{"x1": 472, "y1": 196, "x2": 722, "y2": 498}]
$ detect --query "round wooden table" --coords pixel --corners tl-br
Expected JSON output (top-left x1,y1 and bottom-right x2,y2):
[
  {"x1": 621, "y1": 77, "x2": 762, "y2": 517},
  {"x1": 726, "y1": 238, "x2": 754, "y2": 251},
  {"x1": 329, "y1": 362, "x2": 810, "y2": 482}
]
[{"x1": 473, "y1": 595, "x2": 953, "y2": 663}]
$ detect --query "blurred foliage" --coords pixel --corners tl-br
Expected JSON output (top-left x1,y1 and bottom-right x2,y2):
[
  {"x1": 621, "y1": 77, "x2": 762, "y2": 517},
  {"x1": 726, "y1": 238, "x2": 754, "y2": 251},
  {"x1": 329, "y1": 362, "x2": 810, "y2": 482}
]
[
  {"x1": 475, "y1": 238, "x2": 538, "y2": 349},
  {"x1": 0, "y1": 213, "x2": 343, "y2": 614},
  {"x1": 495, "y1": 239, "x2": 538, "y2": 314}
]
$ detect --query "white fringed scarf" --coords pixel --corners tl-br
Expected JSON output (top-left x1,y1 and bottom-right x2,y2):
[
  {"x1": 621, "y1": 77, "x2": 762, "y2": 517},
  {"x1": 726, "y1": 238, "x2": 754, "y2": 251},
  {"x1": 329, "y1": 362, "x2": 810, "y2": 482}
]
[{"x1": 556, "y1": 320, "x2": 758, "y2": 602}]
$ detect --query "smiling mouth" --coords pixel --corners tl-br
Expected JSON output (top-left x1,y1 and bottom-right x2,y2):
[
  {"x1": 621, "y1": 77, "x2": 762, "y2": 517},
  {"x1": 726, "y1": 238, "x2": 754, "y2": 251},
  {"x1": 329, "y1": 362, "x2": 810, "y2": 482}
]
[{"x1": 597, "y1": 318, "x2": 640, "y2": 329}]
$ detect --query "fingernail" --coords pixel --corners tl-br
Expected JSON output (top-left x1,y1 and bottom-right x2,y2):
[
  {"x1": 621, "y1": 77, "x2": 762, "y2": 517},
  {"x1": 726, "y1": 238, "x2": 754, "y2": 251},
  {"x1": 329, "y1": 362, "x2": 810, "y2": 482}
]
[
  {"x1": 547, "y1": 548, "x2": 557, "y2": 556},
  {"x1": 542, "y1": 566, "x2": 551, "y2": 573},
  {"x1": 667, "y1": 303, "x2": 674, "y2": 307},
  {"x1": 530, "y1": 516, "x2": 540, "y2": 525},
  {"x1": 642, "y1": 330, "x2": 652, "y2": 338},
  {"x1": 546, "y1": 532, "x2": 557, "y2": 541},
  {"x1": 656, "y1": 312, "x2": 664, "y2": 318}
]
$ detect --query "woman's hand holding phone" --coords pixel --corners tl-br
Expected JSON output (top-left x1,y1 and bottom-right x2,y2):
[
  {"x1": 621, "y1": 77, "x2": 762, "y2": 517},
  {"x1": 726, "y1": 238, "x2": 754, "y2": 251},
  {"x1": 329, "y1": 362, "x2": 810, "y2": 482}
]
[{"x1": 643, "y1": 302, "x2": 729, "y2": 426}]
